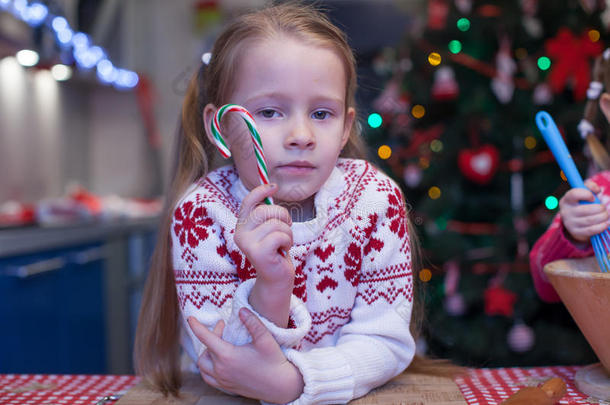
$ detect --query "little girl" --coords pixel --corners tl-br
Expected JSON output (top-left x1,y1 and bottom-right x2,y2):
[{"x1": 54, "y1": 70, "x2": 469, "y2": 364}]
[
  {"x1": 135, "y1": 3, "x2": 420, "y2": 404},
  {"x1": 530, "y1": 90, "x2": 610, "y2": 302}
]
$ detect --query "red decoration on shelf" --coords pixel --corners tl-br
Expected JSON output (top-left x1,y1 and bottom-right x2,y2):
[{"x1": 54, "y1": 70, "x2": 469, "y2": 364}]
[
  {"x1": 69, "y1": 186, "x2": 102, "y2": 216},
  {"x1": 484, "y1": 285, "x2": 517, "y2": 317},
  {"x1": 545, "y1": 28, "x2": 603, "y2": 101},
  {"x1": 0, "y1": 201, "x2": 35, "y2": 228},
  {"x1": 458, "y1": 144, "x2": 500, "y2": 185}
]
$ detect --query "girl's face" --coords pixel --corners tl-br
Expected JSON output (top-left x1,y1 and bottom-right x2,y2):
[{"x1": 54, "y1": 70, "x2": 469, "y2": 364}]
[{"x1": 206, "y1": 36, "x2": 354, "y2": 212}]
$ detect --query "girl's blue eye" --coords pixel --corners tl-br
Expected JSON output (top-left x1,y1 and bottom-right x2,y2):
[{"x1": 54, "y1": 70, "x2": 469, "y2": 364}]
[
  {"x1": 312, "y1": 111, "x2": 329, "y2": 120},
  {"x1": 260, "y1": 109, "x2": 276, "y2": 118}
]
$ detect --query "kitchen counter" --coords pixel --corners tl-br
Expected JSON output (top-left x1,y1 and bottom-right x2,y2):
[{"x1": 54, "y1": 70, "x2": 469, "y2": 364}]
[{"x1": 0, "y1": 217, "x2": 159, "y2": 258}]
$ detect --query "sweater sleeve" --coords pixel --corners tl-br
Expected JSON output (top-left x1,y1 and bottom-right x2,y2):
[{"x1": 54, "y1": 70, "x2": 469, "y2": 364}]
[
  {"x1": 527, "y1": 170, "x2": 610, "y2": 303},
  {"x1": 172, "y1": 192, "x2": 311, "y2": 364},
  {"x1": 282, "y1": 183, "x2": 416, "y2": 404},
  {"x1": 529, "y1": 213, "x2": 594, "y2": 303}
]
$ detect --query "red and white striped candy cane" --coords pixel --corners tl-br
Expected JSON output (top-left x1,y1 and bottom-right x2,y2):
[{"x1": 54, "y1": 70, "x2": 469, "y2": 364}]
[{"x1": 210, "y1": 104, "x2": 273, "y2": 205}]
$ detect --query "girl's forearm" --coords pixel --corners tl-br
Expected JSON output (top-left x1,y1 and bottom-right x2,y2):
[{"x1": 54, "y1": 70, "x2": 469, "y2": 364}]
[
  {"x1": 249, "y1": 278, "x2": 293, "y2": 327},
  {"x1": 263, "y1": 360, "x2": 305, "y2": 404}
]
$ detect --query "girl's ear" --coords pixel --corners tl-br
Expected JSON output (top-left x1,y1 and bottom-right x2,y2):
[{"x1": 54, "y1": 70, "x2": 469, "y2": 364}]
[
  {"x1": 203, "y1": 103, "x2": 221, "y2": 146},
  {"x1": 341, "y1": 107, "x2": 356, "y2": 148},
  {"x1": 600, "y1": 93, "x2": 610, "y2": 123}
]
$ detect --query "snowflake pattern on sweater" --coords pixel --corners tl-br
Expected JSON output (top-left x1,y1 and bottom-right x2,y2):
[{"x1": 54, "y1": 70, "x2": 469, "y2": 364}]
[{"x1": 172, "y1": 158, "x2": 416, "y2": 404}]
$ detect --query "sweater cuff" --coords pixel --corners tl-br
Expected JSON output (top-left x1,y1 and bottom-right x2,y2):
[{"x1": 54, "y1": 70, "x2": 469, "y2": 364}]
[
  {"x1": 532, "y1": 225, "x2": 593, "y2": 303},
  {"x1": 283, "y1": 347, "x2": 355, "y2": 404},
  {"x1": 222, "y1": 278, "x2": 311, "y2": 348},
  {"x1": 553, "y1": 225, "x2": 594, "y2": 258}
]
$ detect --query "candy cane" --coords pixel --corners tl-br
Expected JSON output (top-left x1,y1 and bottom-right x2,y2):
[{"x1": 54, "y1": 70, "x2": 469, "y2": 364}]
[{"x1": 210, "y1": 104, "x2": 273, "y2": 205}]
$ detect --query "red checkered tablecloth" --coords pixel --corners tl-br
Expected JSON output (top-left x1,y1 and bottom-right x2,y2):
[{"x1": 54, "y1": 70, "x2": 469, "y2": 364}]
[
  {"x1": 455, "y1": 366, "x2": 605, "y2": 405},
  {"x1": 0, "y1": 374, "x2": 140, "y2": 405},
  {"x1": 0, "y1": 367, "x2": 604, "y2": 404}
]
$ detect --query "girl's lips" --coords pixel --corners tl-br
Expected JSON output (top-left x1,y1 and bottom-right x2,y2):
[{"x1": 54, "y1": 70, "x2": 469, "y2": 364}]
[{"x1": 277, "y1": 162, "x2": 315, "y2": 174}]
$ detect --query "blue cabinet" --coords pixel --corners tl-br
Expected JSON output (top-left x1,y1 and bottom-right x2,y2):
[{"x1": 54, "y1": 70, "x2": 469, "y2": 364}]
[
  {"x1": 0, "y1": 219, "x2": 158, "y2": 374},
  {"x1": 0, "y1": 244, "x2": 107, "y2": 373}
]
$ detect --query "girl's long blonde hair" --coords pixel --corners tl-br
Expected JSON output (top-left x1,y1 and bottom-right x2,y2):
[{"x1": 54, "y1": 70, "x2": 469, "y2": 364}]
[{"x1": 134, "y1": 2, "x2": 455, "y2": 396}]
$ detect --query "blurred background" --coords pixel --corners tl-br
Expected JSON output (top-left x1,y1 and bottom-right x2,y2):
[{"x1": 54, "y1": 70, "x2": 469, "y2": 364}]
[{"x1": 0, "y1": 0, "x2": 607, "y2": 375}]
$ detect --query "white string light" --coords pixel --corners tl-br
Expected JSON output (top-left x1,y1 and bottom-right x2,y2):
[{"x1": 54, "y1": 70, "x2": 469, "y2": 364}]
[
  {"x1": 51, "y1": 64, "x2": 72, "y2": 81},
  {"x1": 2, "y1": 0, "x2": 139, "y2": 89},
  {"x1": 16, "y1": 49, "x2": 39, "y2": 66}
]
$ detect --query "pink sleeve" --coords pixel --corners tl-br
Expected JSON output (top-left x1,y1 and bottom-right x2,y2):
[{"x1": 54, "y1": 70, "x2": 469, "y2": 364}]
[
  {"x1": 527, "y1": 169, "x2": 610, "y2": 302},
  {"x1": 529, "y1": 216, "x2": 593, "y2": 302}
]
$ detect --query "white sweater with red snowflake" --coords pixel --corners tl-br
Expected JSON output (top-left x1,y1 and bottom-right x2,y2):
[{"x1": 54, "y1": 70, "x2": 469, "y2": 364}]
[{"x1": 172, "y1": 158, "x2": 415, "y2": 404}]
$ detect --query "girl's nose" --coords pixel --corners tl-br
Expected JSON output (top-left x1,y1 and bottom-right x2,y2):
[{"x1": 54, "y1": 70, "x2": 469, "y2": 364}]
[{"x1": 285, "y1": 119, "x2": 315, "y2": 149}]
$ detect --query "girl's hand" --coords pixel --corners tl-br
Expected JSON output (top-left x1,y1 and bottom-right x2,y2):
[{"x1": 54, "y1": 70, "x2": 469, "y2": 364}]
[
  {"x1": 559, "y1": 179, "x2": 610, "y2": 243},
  {"x1": 235, "y1": 183, "x2": 295, "y2": 326},
  {"x1": 235, "y1": 183, "x2": 294, "y2": 285},
  {"x1": 188, "y1": 310, "x2": 304, "y2": 404}
]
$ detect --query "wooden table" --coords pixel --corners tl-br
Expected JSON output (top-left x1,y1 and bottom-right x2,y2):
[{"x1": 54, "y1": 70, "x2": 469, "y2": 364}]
[
  {"x1": 117, "y1": 371, "x2": 466, "y2": 405},
  {"x1": 0, "y1": 365, "x2": 603, "y2": 404}
]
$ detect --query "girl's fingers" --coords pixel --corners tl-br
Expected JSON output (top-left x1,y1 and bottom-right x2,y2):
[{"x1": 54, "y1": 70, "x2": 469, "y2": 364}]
[
  {"x1": 259, "y1": 232, "x2": 294, "y2": 255},
  {"x1": 238, "y1": 308, "x2": 277, "y2": 350},
  {"x1": 197, "y1": 350, "x2": 215, "y2": 375},
  {"x1": 570, "y1": 225, "x2": 608, "y2": 241},
  {"x1": 249, "y1": 205, "x2": 292, "y2": 227},
  {"x1": 584, "y1": 179, "x2": 601, "y2": 194},
  {"x1": 238, "y1": 184, "x2": 278, "y2": 223},
  {"x1": 187, "y1": 317, "x2": 227, "y2": 354},
  {"x1": 212, "y1": 319, "x2": 225, "y2": 337},
  {"x1": 566, "y1": 211, "x2": 610, "y2": 237},
  {"x1": 570, "y1": 215, "x2": 608, "y2": 230},
  {"x1": 567, "y1": 203, "x2": 608, "y2": 219},
  {"x1": 563, "y1": 188, "x2": 597, "y2": 204},
  {"x1": 586, "y1": 222, "x2": 610, "y2": 236},
  {"x1": 200, "y1": 370, "x2": 221, "y2": 389},
  {"x1": 249, "y1": 219, "x2": 293, "y2": 243}
]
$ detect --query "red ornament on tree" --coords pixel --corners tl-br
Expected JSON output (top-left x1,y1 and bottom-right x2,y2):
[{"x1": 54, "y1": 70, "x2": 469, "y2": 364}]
[
  {"x1": 428, "y1": 0, "x2": 449, "y2": 30},
  {"x1": 432, "y1": 66, "x2": 459, "y2": 101},
  {"x1": 545, "y1": 28, "x2": 603, "y2": 101},
  {"x1": 484, "y1": 285, "x2": 517, "y2": 317},
  {"x1": 458, "y1": 144, "x2": 500, "y2": 185}
]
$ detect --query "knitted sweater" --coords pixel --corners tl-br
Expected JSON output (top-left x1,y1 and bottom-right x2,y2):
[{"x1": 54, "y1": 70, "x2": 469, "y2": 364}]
[
  {"x1": 529, "y1": 171, "x2": 610, "y2": 302},
  {"x1": 171, "y1": 158, "x2": 415, "y2": 404}
]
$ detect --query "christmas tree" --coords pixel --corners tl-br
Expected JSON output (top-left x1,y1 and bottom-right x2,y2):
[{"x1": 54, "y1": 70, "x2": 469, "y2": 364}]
[{"x1": 364, "y1": 0, "x2": 607, "y2": 367}]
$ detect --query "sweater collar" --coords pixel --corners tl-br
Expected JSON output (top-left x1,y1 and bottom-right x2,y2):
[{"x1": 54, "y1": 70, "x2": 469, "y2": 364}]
[{"x1": 229, "y1": 164, "x2": 345, "y2": 245}]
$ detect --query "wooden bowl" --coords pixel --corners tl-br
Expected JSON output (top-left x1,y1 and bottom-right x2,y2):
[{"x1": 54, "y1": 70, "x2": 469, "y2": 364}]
[{"x1": 543, "y1": 257, "x2": 610, "y2": 374}]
